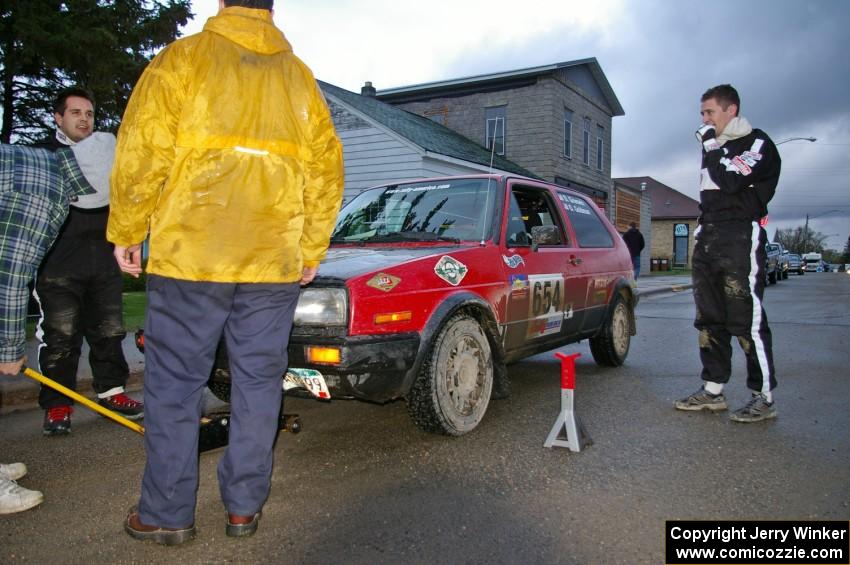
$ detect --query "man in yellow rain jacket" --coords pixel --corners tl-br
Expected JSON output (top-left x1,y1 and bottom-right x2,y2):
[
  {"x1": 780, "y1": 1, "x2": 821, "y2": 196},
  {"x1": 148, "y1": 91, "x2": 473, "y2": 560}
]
[{"x1": 108, "y1": 0, "x2": 344, "y2": 545}]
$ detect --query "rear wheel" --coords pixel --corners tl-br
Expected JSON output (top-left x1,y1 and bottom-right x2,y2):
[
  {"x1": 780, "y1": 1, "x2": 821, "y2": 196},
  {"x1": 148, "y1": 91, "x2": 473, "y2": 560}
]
[
  {"x1": 589, "y1": 294, "x2": 632, "y2": 367},
  {"x1": 407, "y1": 314, "x2": 493, "y2": 436},
  {"x1": 768, "y1": 270, "x2": 777, "y2": 284}
]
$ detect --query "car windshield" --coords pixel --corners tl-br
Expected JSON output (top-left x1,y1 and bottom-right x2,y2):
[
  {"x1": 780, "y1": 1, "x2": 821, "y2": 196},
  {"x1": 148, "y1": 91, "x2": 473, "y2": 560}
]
[{"x1": 331, "y1": 179, "x2": 498, "y2": 243}]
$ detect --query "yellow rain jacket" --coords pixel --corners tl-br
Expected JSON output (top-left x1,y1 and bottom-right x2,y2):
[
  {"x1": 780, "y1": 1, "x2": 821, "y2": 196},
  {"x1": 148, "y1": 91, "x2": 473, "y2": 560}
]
[{"x1": 107, "y1": 7, "x2": 344, "y2": 283}]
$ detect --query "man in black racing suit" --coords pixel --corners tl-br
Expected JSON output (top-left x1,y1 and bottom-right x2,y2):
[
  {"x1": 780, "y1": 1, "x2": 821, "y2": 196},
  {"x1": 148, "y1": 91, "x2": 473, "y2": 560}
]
[{"x1": 675, "y1": 84, "x2": 781, "y2": 422}]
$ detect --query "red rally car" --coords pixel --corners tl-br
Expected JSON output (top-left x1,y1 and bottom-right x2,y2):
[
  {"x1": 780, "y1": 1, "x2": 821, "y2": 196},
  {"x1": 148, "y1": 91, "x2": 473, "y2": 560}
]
[{"x1": 208, "y1": 174, "x2": 637, "y2": 435}]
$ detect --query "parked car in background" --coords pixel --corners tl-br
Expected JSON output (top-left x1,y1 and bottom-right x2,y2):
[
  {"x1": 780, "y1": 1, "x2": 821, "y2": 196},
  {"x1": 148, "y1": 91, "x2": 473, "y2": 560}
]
[
  {"x1": 777, "y1": 245, "x2": 791, "y2": 280},
  {"x1": 787, "y1": 253, "x2": 805, "y2": 275},
  {"x1": 204, "y1": 175, "x2": 638, "y2": 436},
  {"x1": 802, "y1": 252, "x2": 822, "y2": 272},
  {"x1": 765, "y1": 243, "x2": 782, "y2": 285}
]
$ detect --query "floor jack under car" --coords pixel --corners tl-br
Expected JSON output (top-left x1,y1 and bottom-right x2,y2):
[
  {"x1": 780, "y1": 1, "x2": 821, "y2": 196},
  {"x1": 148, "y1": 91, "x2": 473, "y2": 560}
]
[
  {"x1": 132, "y1": 330, "x2": 322, "y2": 451},
  {"x1": 24, "y1": 366, "x2": 304, "y2": 453}
]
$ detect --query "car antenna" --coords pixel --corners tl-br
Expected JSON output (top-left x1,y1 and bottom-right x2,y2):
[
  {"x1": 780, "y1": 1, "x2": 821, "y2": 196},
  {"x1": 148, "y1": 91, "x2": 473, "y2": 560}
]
[{"x1": 480, "y1": 116, "x2": 502, "y2": 246}]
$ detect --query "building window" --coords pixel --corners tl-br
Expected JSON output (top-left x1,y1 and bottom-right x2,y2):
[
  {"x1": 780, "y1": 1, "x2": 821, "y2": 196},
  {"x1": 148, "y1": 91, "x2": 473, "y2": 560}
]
[
  {"x1": 564, "y1": 109, "x2": 573, "y2": 158},
  {"x1": 596, "y1": 124, "x2": 604, "y2": 170},
  {"x1": 485, "y1": 106, "x2": 506, "y2": 156},
  {"x1": 582, "y1": 117, "x2": 591, "y2": 165},
  {"x1": 424, "y1": 106, "x2": 448, "y2": 125}
]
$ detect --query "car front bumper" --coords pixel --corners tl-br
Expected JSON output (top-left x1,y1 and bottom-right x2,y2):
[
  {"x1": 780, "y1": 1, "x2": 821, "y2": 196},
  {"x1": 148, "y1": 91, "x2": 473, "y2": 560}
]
[{"x1": 287, "y1": 332, "x2": 421, "y2": 403}]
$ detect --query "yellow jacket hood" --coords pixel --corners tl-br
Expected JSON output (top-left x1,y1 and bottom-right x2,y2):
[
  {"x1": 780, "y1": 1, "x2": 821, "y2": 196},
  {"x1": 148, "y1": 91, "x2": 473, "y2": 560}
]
[{"x1": 204, "y1": 7, "x2": 291, "y2": 55}]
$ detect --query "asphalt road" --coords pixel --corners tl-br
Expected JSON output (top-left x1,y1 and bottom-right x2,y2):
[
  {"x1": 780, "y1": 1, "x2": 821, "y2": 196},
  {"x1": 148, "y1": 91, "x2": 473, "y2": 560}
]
[{"x1": 2, "y1": 272, "x2": 848, "y2": 564}]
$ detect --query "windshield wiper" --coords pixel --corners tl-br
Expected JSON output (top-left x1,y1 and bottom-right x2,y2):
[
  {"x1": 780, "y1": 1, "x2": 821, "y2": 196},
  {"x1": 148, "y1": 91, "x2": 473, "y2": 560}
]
[{"x1": 365, "y1": 231, "x2": 461, "y2": 244}]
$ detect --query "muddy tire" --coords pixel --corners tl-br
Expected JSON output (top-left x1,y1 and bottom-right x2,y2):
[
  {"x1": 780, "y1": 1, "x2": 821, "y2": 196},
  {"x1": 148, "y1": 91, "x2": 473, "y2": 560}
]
[
  {"x1": 407, "y1": 314, "x2": 493, "y2": 436},
  {"x1": 589, "y1": 294, "x2": 631, "y2": 367}
]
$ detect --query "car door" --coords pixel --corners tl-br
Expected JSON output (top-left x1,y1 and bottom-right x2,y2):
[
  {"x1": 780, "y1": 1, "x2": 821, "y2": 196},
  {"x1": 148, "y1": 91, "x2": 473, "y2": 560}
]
[
  {"x1": 500, "y1": 181, "x2": 587, "y2": 352},
  {"x1": 555, "y1": 190, "x2": 620, "y2": 333}
]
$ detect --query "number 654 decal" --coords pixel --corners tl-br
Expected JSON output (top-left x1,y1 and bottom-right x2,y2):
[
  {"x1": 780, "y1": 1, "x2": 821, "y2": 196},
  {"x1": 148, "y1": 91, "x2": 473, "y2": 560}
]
[{"x1": 527, "y1": 274, "x2": 566, "y2": 338}]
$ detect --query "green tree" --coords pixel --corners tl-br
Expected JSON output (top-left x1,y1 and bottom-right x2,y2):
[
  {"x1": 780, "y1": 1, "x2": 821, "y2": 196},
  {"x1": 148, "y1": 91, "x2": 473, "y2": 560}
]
[
  {"x1": 1, "y1": 0, "x2": 192, "y2": 144},
  {"x1": 843, "y1": 236, "x2": 850, "y2": 264}
]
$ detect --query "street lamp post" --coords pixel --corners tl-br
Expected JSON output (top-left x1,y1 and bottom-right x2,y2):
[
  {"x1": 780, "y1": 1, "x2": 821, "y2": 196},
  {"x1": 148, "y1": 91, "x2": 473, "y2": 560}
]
[{"x1": 776, "y1": 136, "x2": 817, "y2": 145}]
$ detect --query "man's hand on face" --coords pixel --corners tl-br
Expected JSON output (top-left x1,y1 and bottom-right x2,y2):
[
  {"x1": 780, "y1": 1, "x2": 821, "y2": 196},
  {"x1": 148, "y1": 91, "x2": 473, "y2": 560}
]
[
  {"x1": 696, "y1": 124, "x2": 721, "y2": 152},
  {"x1": 0, "y1": 357, "x2": 25, "y2": 376}
]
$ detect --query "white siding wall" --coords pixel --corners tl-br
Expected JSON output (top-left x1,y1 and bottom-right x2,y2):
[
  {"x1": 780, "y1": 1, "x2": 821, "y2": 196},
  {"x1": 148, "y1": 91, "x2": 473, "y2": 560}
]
[
  {"x1": 420, "y1": 156, "x2": 487, "y2": 178},
  {"x1": 338, "y1": 127, "x2": 422, "y2": 200},
  {"x1": 328, "y1": 97, "x2": 501, "y2": 202}
]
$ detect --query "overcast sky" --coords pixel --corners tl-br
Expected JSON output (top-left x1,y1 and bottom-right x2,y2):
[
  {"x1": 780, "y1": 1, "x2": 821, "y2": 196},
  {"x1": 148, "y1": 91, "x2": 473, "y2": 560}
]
[{"x1": 188, "y1": 0, "x2": 849, "y2": 250}]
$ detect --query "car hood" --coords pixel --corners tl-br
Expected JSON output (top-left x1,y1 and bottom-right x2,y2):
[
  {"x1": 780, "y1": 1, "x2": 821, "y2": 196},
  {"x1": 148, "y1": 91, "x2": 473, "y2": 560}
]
[{"x1": 315, "y1": 245, "x2": 468, "y2": 282}]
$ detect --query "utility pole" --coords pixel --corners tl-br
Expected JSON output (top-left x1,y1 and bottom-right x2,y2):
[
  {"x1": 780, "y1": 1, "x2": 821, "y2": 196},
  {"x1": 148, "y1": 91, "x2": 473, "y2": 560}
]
[{"x1": 804, "y1": 214, "x2": 809, "y2": 252}]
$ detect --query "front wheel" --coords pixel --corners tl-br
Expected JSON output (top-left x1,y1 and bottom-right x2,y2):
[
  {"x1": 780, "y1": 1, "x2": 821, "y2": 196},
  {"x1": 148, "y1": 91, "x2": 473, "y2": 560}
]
[
  {"x1": 589, "y1": 294, "x2": 632, "y2": 367},
  {"x1": 407, "y1": 314, "x2": 493, "y2": 436}
]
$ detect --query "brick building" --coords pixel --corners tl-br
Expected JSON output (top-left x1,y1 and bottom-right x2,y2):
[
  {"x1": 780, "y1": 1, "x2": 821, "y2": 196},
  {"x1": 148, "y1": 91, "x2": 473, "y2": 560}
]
[
  {"x1": 616, "y1": 177, "x2": 699, "y2": 270},
  {"x1": 374, "y1": 59, "x2": 624, "y2": 212}
]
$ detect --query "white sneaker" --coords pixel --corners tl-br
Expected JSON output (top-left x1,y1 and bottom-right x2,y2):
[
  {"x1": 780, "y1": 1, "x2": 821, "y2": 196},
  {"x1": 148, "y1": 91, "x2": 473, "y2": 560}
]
[
  {"x1": 0, "y1": 477, "x2": 44, "y2": 514},
  {"x1": 0, "y1": 462, "x2": 27, "y2": 481}
]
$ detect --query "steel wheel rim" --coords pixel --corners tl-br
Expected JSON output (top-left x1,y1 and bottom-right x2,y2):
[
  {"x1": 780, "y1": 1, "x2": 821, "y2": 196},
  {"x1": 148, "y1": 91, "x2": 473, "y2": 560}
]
[
  {"x1": 442, "y1": 335, "x2": 488, "y2": 417},
  {"x1": 612, "y1": 302, "x2": 630, "y2": 357}
]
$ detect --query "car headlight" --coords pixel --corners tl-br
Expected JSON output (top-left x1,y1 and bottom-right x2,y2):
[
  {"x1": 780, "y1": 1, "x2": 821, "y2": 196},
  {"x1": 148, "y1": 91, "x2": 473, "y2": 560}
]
[{"x1": 295, "y1": 288, "x2": 347, "y2": 326}]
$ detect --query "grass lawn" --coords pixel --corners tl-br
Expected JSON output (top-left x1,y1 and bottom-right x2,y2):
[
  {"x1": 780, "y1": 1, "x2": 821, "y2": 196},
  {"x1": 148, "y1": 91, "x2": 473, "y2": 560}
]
[
  {"x1": 26, "y1": 291, "x2": 147, "y2": 339},
  {"x1": 122, "y1": 291, "x2": 147, "y2": 330}
]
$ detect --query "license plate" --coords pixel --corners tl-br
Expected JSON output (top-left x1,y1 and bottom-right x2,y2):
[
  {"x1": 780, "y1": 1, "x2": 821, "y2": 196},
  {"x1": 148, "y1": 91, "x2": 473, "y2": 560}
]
[{"x1": 284, "y1": 368, "x2": 330, "y2": 399}]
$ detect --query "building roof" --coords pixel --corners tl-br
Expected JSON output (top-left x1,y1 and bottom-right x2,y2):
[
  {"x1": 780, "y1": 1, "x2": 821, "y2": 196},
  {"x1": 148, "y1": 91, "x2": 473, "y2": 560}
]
[
  {"x1": 318, "y1": 80, "x2": 539, "y2": 178},
  {"x1": 615, "y1": 176, "x2": 700, "y2": 220},
  {"x1": 374, "y1": 58, "x2": 625, "y2": 117}
]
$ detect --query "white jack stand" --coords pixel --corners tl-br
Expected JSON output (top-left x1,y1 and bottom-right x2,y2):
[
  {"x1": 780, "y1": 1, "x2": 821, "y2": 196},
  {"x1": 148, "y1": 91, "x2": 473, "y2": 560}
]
[{"x1": 544, "y1": 352, "x2": 592, "y2": 452}]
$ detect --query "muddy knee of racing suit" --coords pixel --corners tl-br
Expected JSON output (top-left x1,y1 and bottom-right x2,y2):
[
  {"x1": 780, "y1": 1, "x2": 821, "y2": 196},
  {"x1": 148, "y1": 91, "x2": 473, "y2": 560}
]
[
  {"x1": 83, "y1": 270, "x2": 130, "y2": 394},
  {"x1": 35, "y1": 278, "x2": 86, "y2": 408}
]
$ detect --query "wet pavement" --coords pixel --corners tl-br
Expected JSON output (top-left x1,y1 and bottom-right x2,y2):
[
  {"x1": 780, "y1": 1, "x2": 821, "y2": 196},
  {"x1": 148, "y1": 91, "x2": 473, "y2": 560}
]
[{"x1": 1, "y1": 272, "x2": 847, "y2": 563}]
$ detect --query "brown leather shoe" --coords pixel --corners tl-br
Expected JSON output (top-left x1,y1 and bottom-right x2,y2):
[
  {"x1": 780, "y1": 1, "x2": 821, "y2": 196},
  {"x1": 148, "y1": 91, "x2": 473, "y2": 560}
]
[
  {"x1": 226, "y1": 511, "x2": 261, "y2": 537},
  {"x1": 124, "y1": 506, "x2": 196, "y2": 546}
]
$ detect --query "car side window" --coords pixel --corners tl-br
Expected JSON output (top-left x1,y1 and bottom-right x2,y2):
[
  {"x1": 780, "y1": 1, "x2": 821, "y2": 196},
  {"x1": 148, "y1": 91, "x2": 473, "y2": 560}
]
[
  {"x1": 556, "y1": 191, "x2": 614, "y2": 248},
  {"x1": 506, "y1": 186, "x2": 567, "y2": 247}
]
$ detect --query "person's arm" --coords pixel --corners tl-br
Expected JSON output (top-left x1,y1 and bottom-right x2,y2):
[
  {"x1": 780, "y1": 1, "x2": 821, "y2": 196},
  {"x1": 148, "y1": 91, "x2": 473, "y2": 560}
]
[
  {"x1": 107, "y1": 43, "x2": 187, "y2": 252},
  {"x1": 699, "y1": 126, "x2": 780, "y2": 195},
  {"x1": 298, "y1": 75, "x2": 345, "y2": 274},
  {"x1": 0, "y1": 275, "x2": 28, "y2": 375}
]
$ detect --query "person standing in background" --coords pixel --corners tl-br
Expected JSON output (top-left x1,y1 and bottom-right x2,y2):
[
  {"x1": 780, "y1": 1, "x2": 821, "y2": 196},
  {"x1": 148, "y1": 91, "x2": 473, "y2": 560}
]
[
  {"x1": 675, "y1": 84, "x2": 781, "y2": 423},
  {"x1": 622, "y1": 222, "x2": 645, "y2": 278},
  {"x1": 35, "y1": 87, "x2": 142, "y2": 437}
]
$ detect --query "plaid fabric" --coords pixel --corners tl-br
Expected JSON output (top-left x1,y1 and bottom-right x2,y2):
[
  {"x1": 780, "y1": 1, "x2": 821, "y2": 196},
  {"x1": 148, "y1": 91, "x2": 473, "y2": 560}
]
[{"x1": 0, "y1": 144, "x2": 95, "y2": 362}]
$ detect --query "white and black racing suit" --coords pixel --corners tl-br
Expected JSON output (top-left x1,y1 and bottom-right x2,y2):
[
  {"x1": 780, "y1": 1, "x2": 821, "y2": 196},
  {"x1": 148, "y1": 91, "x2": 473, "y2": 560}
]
[{"x1": 693, "y1": 119, "x2": 781, "y2": 393}]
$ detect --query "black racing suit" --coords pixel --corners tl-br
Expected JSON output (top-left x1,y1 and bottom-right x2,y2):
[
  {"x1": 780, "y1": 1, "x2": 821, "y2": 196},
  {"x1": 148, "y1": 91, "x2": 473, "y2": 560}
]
[
  {"x1": 34, "y1": 137, "x2": 129, "y2": 408},
  {"x1": 693, "y1": 127, "x2": 781, "y2": 393}
]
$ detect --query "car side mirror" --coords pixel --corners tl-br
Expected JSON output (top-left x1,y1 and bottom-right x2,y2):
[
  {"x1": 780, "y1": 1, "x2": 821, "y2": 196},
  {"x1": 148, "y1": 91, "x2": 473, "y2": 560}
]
[{"x1": 531, "y1": 225, "x2": 561, "y2": 251}]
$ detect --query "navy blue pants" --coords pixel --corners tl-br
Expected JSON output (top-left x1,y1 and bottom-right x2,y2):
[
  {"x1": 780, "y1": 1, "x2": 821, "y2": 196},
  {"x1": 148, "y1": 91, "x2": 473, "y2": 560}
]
[
  {"x1": 138, "y1": 275, "x2": 300, "y2": 528},
  {"x1": 692, "y1": 222, "x2": 776, "y2": 393}
]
